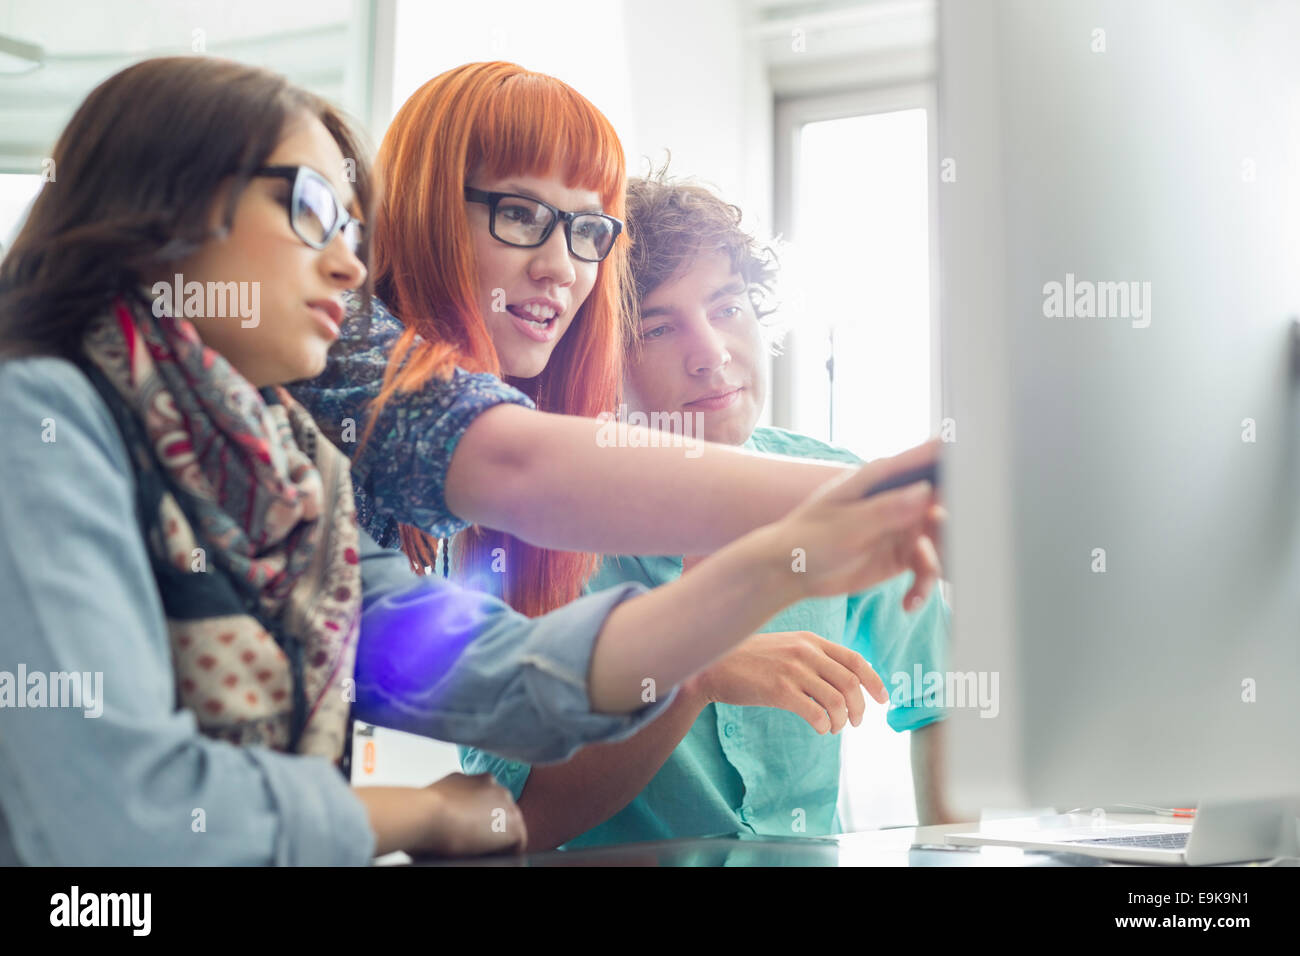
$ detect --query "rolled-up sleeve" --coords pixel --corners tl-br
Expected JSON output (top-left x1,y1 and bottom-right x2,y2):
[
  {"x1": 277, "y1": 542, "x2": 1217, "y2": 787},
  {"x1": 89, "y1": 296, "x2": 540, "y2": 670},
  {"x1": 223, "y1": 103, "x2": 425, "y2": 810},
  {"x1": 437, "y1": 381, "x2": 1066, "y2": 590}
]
[
  {"x1": 457, "y1": 747, "x2": 532, "y2": 800},
  {"x1": 846, "y1": 577, "x2": 951, "y2": 733},
  {"x1": 354, "y1": 536, "x2": 676, "y2": 764},
  {"x1": 0, "y1": 358, "x2": 374, "y2": 866}
]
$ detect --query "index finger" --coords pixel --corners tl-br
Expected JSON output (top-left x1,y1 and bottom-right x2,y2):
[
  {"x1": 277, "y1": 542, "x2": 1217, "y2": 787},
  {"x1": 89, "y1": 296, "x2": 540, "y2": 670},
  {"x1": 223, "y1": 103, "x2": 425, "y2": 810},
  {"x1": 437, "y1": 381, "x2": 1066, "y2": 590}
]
[{"x1": 821, "y1": 641, "x2": 888, "y2": 705}]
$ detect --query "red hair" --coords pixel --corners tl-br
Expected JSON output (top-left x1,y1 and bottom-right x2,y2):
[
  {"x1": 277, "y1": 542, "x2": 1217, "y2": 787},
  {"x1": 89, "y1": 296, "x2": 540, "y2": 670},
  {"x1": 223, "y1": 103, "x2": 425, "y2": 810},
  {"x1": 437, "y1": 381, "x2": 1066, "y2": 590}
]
[{"x1": 367, "y1": 62, "x2": 632, "y2": 617}]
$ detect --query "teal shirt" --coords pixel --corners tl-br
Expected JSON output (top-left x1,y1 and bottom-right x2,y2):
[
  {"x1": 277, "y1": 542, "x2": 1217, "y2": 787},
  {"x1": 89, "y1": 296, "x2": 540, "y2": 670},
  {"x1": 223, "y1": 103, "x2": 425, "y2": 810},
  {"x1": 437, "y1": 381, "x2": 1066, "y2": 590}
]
[{"x1": 460, "y1": 426, "x2": 950, "y2": 847}]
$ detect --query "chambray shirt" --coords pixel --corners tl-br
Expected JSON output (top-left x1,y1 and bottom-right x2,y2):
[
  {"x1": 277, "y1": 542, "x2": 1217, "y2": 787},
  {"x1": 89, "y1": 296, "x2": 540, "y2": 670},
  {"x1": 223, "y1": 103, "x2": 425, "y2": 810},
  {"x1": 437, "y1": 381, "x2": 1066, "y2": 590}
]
[
  {"x1": 460, "y1": 426, "x2": 950, "y2": 848},
  {"x1": 0, "y1": 357, "x2": 671, "y2": 866},
  {"x1": 288, "y1": 292, "x2": 537, "y2": 548}
]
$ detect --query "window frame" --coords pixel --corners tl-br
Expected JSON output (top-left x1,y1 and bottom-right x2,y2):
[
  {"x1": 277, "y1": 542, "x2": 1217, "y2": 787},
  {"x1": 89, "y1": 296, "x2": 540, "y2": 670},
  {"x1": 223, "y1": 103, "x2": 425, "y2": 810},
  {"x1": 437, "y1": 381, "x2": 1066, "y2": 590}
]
[{"x1": 771, "y1": 82, "x2": 942, "y2": 445}]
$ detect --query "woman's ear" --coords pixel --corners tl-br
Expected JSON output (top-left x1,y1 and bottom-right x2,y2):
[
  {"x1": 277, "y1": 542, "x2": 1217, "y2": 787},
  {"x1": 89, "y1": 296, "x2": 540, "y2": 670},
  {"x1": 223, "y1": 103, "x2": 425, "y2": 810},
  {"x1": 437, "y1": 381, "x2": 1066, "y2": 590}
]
[{"x1": 210, "y1": 177, "x2": 240, "y2": 237}]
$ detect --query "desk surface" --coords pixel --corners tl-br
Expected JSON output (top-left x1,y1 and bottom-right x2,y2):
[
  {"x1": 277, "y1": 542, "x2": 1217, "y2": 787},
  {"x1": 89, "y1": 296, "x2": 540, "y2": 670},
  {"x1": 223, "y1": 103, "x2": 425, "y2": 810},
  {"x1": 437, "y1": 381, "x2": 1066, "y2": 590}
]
[{"x1": 407, "y1": 814, "x2": 1185, "y2": 867}]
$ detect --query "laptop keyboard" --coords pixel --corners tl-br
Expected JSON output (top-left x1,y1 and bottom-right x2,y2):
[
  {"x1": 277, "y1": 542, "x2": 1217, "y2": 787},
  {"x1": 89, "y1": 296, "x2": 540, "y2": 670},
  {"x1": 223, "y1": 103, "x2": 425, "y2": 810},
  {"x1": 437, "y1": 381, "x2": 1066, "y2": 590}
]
[{"x1": 1065, "y1": 832, "x2": 1189, "y2": 850}]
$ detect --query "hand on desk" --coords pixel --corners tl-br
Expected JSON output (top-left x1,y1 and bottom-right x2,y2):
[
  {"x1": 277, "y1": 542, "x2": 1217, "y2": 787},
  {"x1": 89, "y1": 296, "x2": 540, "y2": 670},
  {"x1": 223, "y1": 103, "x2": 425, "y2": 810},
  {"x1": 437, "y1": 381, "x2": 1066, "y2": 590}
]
[
  {"x1": 421, "y1": 772, "x2": 527, "y2": 857},
  {"x1": 358, "y1": 772, "x2": 526, "y2": 859}
]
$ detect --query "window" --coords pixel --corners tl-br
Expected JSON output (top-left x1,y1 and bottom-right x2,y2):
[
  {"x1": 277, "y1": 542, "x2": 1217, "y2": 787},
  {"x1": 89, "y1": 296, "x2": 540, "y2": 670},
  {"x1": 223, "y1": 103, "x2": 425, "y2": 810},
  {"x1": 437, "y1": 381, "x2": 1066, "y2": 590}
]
[
  {"x1": 0, "y1": 173, "x2": 41, "y2": 251},
  {"x1": 798, "y1": 107, "x2": 932, "y2": 457},
  {"x1": 774, "y1": 85, "x2": 939, "y2": 830}
]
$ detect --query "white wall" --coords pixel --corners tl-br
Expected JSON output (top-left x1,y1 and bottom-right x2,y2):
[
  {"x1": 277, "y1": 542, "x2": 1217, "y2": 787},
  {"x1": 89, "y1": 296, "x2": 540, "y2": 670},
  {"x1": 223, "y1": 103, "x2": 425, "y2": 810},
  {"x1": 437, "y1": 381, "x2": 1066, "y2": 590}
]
[
  {"x1": 620, "y1": 0, "x2": 771, "y2": 224},
  {"x1": 388, "y1": 0, "x2": 772, "y2": 228},
  {"x1": 389, "y1": 0, "x2": 634, "y2": 146}
]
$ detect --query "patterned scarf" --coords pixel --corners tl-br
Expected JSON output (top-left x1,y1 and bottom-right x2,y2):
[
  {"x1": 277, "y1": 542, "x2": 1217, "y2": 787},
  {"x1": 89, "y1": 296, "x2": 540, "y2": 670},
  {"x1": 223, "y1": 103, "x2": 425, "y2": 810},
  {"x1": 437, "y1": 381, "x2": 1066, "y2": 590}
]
[{"x1": 81, "y1": 295, "x2": 361, "y2": 761}]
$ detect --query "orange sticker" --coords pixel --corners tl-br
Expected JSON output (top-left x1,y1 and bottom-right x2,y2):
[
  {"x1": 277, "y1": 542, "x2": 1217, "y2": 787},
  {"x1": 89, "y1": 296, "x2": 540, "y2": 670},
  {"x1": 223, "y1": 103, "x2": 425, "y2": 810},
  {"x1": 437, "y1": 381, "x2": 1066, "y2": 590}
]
[{"x1": 362, "y1": 740, "x2": 376, "y2": 775}]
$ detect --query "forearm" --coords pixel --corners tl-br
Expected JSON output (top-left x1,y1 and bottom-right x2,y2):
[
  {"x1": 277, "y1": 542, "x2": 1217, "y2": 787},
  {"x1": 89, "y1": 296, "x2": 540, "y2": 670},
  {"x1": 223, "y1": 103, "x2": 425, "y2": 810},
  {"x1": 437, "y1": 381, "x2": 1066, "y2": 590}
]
[
  {"x1": 911, "y1": 721, "x2": 961, "y2": 825},
  {"x1": 517, "y1": 684, "x2": 707, "y2": 850},
  {"x1": 446, "y1": 404, "x2": 847, "y2": 554},
  {"x1": 587, "y1": 525, "x2": 797, "y2": 712},
  {"x1": 356, "y1": 566, "x2": 677, "y2": 761}
]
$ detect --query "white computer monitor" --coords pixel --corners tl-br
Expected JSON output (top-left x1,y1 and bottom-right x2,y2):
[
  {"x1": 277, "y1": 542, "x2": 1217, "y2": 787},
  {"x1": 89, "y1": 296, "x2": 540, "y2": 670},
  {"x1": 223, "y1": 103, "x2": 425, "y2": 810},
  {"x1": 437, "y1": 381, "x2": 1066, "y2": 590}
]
[{"x1": 938, "y1": 0, "x2": 1300, "y2": 823}]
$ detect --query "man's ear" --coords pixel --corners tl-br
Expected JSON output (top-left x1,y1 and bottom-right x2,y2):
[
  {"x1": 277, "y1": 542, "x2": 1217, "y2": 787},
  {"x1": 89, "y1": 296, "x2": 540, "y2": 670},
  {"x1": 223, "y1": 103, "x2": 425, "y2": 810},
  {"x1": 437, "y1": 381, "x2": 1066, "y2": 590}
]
[{"x1": 761, "y1": 320, "x2": 790, "y2": 358}]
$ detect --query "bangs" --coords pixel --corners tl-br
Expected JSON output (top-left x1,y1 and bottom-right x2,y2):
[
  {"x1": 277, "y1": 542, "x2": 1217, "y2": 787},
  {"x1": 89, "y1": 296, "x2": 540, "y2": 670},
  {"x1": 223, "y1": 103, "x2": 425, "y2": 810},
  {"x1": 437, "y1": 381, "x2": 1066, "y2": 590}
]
[{"x1": 469, "y1": 72, "x2": 625, "y2": 213}]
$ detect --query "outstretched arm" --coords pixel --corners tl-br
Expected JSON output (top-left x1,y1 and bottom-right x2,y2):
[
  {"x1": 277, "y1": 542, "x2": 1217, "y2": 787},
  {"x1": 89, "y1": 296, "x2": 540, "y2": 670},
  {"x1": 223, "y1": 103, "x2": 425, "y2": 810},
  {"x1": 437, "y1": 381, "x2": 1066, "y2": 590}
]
[
  {"x1": 354, "y1": 442, "x2": 942, "y2": 753},
  {"x1": 293, "y1": 303, "x2": 904, "y2": 557},
  {"x1": 445, "y1": 403, "x2": 852, "y2": 555},
  {"x1": 586, "y1": 448, "x2": 941, "y2": 711}
]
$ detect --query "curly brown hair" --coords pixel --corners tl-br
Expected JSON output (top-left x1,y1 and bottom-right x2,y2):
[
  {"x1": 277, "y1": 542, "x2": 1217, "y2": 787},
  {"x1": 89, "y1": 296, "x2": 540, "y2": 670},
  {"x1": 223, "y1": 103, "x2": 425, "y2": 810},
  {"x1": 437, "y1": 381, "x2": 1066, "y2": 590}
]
[{"x1": 624, "y1": 164, "x2": 780, "y2": 334}]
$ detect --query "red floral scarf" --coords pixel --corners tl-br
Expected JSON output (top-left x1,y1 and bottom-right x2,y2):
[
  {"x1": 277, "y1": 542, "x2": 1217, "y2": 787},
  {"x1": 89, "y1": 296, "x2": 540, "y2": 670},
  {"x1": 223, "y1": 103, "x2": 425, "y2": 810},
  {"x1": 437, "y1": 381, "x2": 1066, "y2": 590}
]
[{"x1": 82, "y1": 295, "x2": 361, "y2": 760}]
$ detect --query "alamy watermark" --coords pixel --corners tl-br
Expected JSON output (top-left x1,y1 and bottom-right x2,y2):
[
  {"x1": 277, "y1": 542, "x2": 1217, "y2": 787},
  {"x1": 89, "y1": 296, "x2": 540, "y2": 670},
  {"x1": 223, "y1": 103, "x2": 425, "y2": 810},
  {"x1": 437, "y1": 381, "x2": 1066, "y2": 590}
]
[
  {"x1": 152, "y1": 273, "x2": 260, "y2": 328},
  {"x1": 1042, "y1": 273, "x2": 1151, "y2": 329},
  {"x1": 50, "y1": 886, "x2": 150, "y2": 935},
  {"x1": 595, "y1": 404, "x2": 705, "y2": 459},
  {"x1": 0, "y1": 665, "x2": 103, "y2": 718},
  {"x1": 888, "y1": 665, "x2": 999, "y2": 718}
]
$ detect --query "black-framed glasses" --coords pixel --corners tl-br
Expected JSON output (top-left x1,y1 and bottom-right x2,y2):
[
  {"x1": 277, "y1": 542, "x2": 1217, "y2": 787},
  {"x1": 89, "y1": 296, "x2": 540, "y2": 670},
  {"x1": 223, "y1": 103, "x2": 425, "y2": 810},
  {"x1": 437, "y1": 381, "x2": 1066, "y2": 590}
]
[
  {"x1": 464, "y1": 186, "x2": 622, "y2": 263},
  {"x1": 254, "y1": 165, "x2": 364, "y2": 255}
]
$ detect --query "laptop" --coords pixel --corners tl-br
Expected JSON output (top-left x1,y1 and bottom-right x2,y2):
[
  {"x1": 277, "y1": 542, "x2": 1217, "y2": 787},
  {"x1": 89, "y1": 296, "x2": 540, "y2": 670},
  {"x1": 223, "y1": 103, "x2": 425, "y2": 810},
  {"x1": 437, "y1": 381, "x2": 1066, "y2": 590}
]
[
  {"x1": 946, "y1": 818, "x2": 1194, "y2": 865},
  {"x1": 946, "y1": 801, "x2": 1298, "y2": 865}
]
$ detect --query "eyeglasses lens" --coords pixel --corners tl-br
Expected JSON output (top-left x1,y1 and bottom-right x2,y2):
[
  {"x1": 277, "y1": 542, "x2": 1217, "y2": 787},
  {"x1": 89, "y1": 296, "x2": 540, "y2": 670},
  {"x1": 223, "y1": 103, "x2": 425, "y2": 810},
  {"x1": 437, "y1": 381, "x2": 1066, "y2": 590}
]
[{"x1": 295, "y1": 174, "x2": 338, "y2": 246}]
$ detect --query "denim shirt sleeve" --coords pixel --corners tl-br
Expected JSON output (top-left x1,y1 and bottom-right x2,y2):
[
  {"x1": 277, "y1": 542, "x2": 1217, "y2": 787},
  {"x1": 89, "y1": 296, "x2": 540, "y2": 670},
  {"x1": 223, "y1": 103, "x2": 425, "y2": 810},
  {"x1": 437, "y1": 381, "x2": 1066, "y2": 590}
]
[
  {"x1": 288, "y1": 293, "x2": 536, "y2": 548},
  {"x1": 353, "y1": 536, "x2": 676, "y2": 764},
  {"x1": 0, "y1": 357, "x2": 375, "y2": 866}
]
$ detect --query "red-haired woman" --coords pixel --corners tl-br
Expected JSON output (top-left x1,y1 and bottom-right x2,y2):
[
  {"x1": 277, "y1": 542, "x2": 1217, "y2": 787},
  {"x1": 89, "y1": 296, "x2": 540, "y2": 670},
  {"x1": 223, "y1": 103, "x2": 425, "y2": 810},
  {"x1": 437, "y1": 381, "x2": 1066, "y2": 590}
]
[{"x1": 290, "y1": 61, "x2": 943, "y2": 618}]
